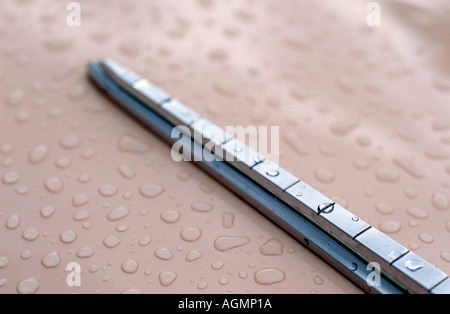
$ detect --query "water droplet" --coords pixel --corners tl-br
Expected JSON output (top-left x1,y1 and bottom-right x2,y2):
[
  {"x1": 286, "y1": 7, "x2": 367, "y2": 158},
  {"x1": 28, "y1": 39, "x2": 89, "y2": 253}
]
[
  {"x1": 103, "y1": 236, "x2": 121, "y2": 248},
  {"x1": 121, "y1": 260, "x2": 139, "y2": 274},
  {"x1": 117, "y1": 164, "x2": 135, "y2": 179},
  {"x1": 406, "y1": 207, "x2": 428, "y2": 219},
  {"x1": 123, "y1": 289, "x2": 142, "y2": 294},
  {"x1": 66, "y1": 83, "x2": 88, "y2": 101},
  {"x1": 44, "y1": 177, "x2": 63, "y2": 193},
  {"x1": 118, "y1": 38, "x2": 140, "y2": 57},
  {"x1": 2, "y1": 171, "x2": 19, "y2": 184},
  {"x1": 405, "y1": 259, "x2": 424, "y2": 271},
  {"x1": 154, "y1": 248, "x2": 174, "y2": 261},
  {"x1": 76, "y1": 247, "x2": 95, "y2": 258},
  {"x1": 6, "y1": 214, "x2": 20, "y2": 229},
  {"x1": 197, "y1": 282, "x2": 208, "y2": 290},
  {"x1": 159, "y1": 271, "x2": 177, "y2": 287},
  {"x1": 17, "y1": 278, "x2": 39, "y2": 294},
  {"x1": 16, "y1": 185, "x2": 29, "y2": 195},
  {"x1": 259, "y1": 238, "x2": 284, "y2": 256},
  {"x1": 144, "y1": 268, "x2": 152, "y2": 276},
  {"x1": 393, "y1": 156, "x2": 424, "y2": 179},
  {"x1": 440, "y1": 252, "x2": 450, "y2": 262},
  {"x1": 55, "y1": 157, "x2": 71, "y2": 169},
  {"x1": 77, "y1": 173, "x2": 91, "y2": 183},
  {"x1": 208, "y1": 48, "x2": 228, "y2": 62},
  {"x1": 214, "y1": 236, "x2": 250, "y2": 252},
  {"x1": 222, "y1": 212, "x2": 235, "y2": 229},
  {"x1": 73, "y1": 210, "x2": 89, "y2": 221},
  {"x1": 118, "y1": 135, "x2": 150, "y2": 153},
  {"x1": 41, "y1": 251, "x2": 61, "y2": 268},
  {"x1": 185, "y1": 250, "x2": 202, "y2": 262},
  {"x1": 138, "y1": 237, "x2": 152, "y2": 246},
  {"x1": 116, "y1": 224, "x2": 129, "y2": 232},
  {"x1": 177, "y1": 171, "x2": 191, "y2": 181},
  {"x1": 375, "y1": 167, "x2": 400, "y2": 183},
  {"x1": 353, "y1": 158, "x2": 370, "y2": 170},
  {"x1": 214, "y1": 80, "x2": 239, "y2": 97},
  {"x1": 404, "y1": 188, "x2": 418, "y2": 199},
  {"x1": 425, "y1": 146, "x2": 449, "y2": 160},
  {"x1": 356, "y1": 135, "x2": 372, "y2": 147},
  {"x1": 60, "y1": 135, "x2": 81, "y2": 149},
  {"x1": 409, "y1": 243, "x2": 420, "y2": 250},
  {"x1": 107, "y1": 207, "x2": 130, "y2": 221},
  {"x1": 80, "y1": 148, "x2": 95, "y2": 159},
  {"x1": 211, "y1": 261, "x2": 224, "y2": 270},
  {"x1": 21, "y1": 250, "x2": 32, "y2": 260},
  {"x1": 72, "y1": 194, "x2": 89, "y2": 207},
  {"x1": 5, "y1": 89, "x2": 25, "y2": 106},
  {"x1": 40, "y1": 206, "x2": 55, "y2": 218},
  {"x1": 22, "y1": 229, "x2": 39, "y2": 241},
  {"x1": 98, "y1": 184, "x2": 118, "y2": 197},
  {"x1": 180, "y1": 227, "x2": 202, "y2": 242},
  {"x1": 238, "y1": 270, "x2": 248, "y2": 279},
  {"x1": 330, "y1": 117, "x2": 359, "y2": 136},
  {"x1": 379, "y1": 221, "x2": 401, "y2": 234},
  {"x1": 29, "y1": 145, "x2": 48, "y2": 164},
  {"x1": 254, "y1": 268, "x2": 286, "y2": 285},
  {"x1": 219, "y1": 277, "x2": 229, "y2": 285},
  {"x1": 313, "y1": 275, "x2": 324, "y2": 285},
  {"x1": 0, "y1": 279, "x2": 7, "y2": 287},
  {"x1": 199, "y1": 184, "x2": 214, "y2": 194},
  {"x1": 431, "y1": 192, "x2": 449, "y2": 210},
  {"x1": 160, "y1": 210, "x2": 180, "y2": 223},
  {"x1": 139, "y1": 184, "x2": 164, "y2": 199},
  {"x1": 419, "y1": 233, "x2": 433, "y2": 244},
  {"x1": 0, "y1": 257, "x2": 8, "y2": 268},
  {"x1": 191, "y1": 202, "x2": 213, "y2": 212},
  {"x1": 314, "y1": 168, "x2": 335, "y2": 183}
]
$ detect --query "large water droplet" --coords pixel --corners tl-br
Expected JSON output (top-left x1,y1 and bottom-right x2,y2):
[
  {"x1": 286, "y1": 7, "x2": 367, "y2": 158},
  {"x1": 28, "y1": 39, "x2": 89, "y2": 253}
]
[
  {"x1": 191, "y1": 202, "x2": 213, "y2": 212},
  {"x1": 29, "y1": 145, "x2": 48, "y2": 165},
  {"x1": 379, "y1": 221, "x2": 401, "y2": 234},
  {"x1": 5, "y1": 89, "x2": 25, "y2": 106},
  {"x1": 117, "y1": 164, "x2": 135, "y2": 179},
  {"x1": 72, "y1": 194, "x2": 89, "y2": 207},
  {"x1": 211, "y1": 261, "x2": 224, "y2": 270},
  {"x1": 76, "y1": 247, "x2": 95, "y2": 258},
  {"x1": 375, "y1": 167, "x2": 400, "y2": 183},
  {"x1": 44, "y1": 177, "x2": 63, "y2": 193},
  {"x1": 121, "y1": 260, "x2": 139, "y2": 274},
  {"x1": 41, "y1": 251, "x2": 61, "y2": 268},
  {"x1": 98, "y1": 184, "x2": 118, "y2": 197},
  {"x1": 155, "y1": 248, "x2": 174, "y2": 261},
  {"x1": 17, "y1": 278, "x2": 39, "y2": 294},
  {"x1": 405, "y1": 259, "x2": 424, "y2": 271},
  {"x1": 222, "y1": 212, "x2": 235, "y2": 229},
  {"x1": 40, "y1": 206, "x2": 55, "y2": 218},
  {"x1": 138, "y1": 236, "x2": 152, "y2": 246},
  {"x1": 73, "y1": 210, "x2": 89, "y2": 221},
  {"x1": 6, "y1": 214, "x2": 20, "y2": 229},
  {"x1": 259, "y1": 238, "x2": 284, "y2": 256},
  {"x1": 22, "y1": 229, "x2": 39, "y2": 241},
  {"x1": 103, "y1": 236, "x2": 121, "y2": 248},
  {"x1": 419, "y1": 233, "x2": 434, "y2": 244},
  {"x1": 180, "y1": 227, "x2": 202, "y2": 242},
  {"x1": 60, "y1": 135, "x2": 81, "y2": 149},
  {"x1": 0, "y1": 257, "x2": 8, "y2": 268},
  {"x1": 118, "y1": 135, "x2": 150, "y2": 153},
  {"x1": 214, "y1": 236, "x2": 250, "y2": 252},
  {"x1": 107, "y1": 207, "x2": 130, "y2": 221},
  {"x1": 313, "y1": 275, "x2": 324, "y2": 285},
  {"x1": 406, "y1": 207, "x2": 428, "y2": 219},
  {"x1": 431, "y1": 192, "x2": 449, "y2": 210},
  {"x1": 185, "y1": 250, "x2": 202, "y2": 262},
  {"x1": 254, "y1": 268, "x2": 286, "y2": 285},
  {"x1": 314, "y1": 168, "x2": 335, "y2": 183},
  {"x1": 160, "y1": 210, "x2": 180, "y2": 223},
  {"x1": 2, "y1": 171, "x2": 19, "y2": 185},
  {"x1": 60, "y1": 230, "x2": 77, "y2": 244},
  {"x1": 159, "y1": 271, "x2": 177, "y2": 287},
  {"x1": 440, "y1": 252, "x2": 450, "y2": 262},
  {"x1": 139, "y1": 184, "x2": 164, "y2": 199}
]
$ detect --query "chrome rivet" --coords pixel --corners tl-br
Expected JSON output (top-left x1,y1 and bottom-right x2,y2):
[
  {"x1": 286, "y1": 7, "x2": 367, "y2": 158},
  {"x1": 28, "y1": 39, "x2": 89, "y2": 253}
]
[
  {"x1": 234, "y1": 146, "x2": 243, "y2": 153},
  {"x1": 351, "y1": 216, "x2": 359, "y2": 222},
  {"x1": 266, "y1": 169, "x2": 280, "y2": 177},
  {"x1": 318, "y1": 202, "x2": 334, "y2": 214},
  {"x1": 295, "y1": 192, "x2": 303, "y2": 197}
]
